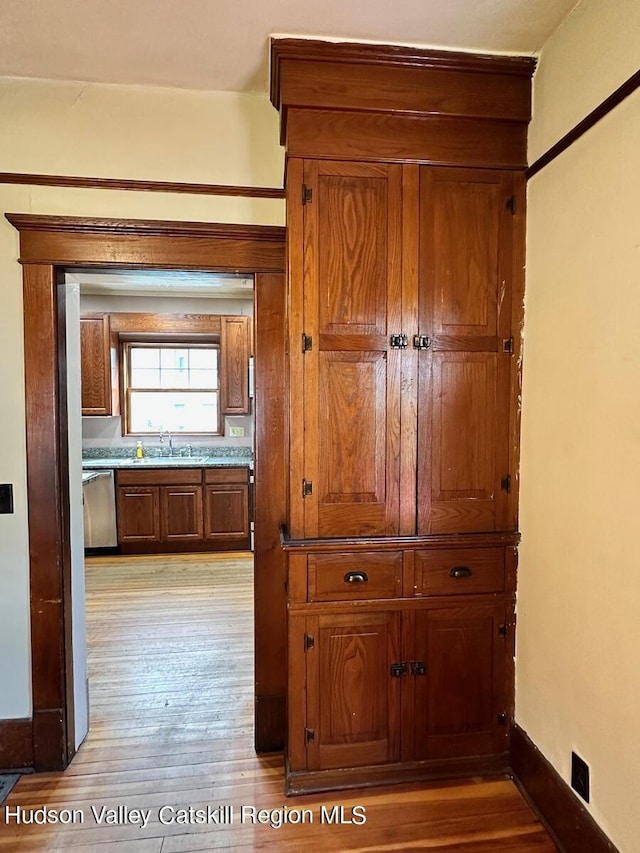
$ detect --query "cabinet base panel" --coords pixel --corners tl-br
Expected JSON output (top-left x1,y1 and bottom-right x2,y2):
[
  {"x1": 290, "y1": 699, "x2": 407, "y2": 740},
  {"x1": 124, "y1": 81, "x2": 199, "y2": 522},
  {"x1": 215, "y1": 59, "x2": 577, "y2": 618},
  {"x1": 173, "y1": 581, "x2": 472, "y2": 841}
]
[
  {"x1": 120, "y1": 538, "x2": 251, "y2": 555},
  {"x1": 285, "y1": 752, "x2": 510, "y2": 796}
]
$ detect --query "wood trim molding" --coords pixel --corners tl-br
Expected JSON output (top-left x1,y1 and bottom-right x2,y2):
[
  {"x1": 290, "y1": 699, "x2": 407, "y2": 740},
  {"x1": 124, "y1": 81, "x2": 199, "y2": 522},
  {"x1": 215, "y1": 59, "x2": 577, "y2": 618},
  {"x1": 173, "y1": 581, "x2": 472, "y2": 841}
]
[
  {"x1": 510, "y1": 724, "x2": 619, "y2": 853},
  {"x1": 0, "y1": 720, "x2": 33, "y2": 770},
  {"x1": 527, "y1": 69, "x2": 640, "y2": 178},
  {"x1": 270, "y1": 38, "x2": 536, "y2": 108},
  {"x1": 0, "y1": 172, "x2": 285, "y2": 199},
  {"x1": 281, "y1": 528, "x2": 521, "y2": 553},
  {"x1": 6, "y1": 214, "x2": 286, "y2": 273}
]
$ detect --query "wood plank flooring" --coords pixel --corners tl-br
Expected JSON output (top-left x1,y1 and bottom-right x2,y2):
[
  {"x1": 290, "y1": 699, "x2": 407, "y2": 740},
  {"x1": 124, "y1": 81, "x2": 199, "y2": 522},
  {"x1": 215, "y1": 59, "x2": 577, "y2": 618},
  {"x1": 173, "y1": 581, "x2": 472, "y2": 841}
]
[{"x1": 0, "y1": 553, "x2": 557, "y2": 852}]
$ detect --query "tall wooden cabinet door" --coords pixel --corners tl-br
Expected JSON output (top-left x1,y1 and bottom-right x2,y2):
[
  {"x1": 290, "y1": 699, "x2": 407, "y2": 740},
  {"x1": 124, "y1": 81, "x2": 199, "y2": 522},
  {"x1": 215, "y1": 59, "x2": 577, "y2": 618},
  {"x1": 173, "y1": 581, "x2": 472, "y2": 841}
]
[
  {"x1": 221, "y1": 316, "x2": 250, "y2": 415},
  {"x1": 300, "y1": 160, "x2": 403, "y2": 538},
  {"x1": 412, "y1": 603, "x2": 508, "y2": 761},
  {"x1": 305, "y1": 610, "x2": 402, "y2": 771},
  {"x1": 417, "y1": 168, "x2": 515, "y2": 534},
  {"x1": 80, "y1": 314, "x2": 112, "y2": 415},
  {"x1": 160, "y1": 485, "x2": 203, "y2": 541}
]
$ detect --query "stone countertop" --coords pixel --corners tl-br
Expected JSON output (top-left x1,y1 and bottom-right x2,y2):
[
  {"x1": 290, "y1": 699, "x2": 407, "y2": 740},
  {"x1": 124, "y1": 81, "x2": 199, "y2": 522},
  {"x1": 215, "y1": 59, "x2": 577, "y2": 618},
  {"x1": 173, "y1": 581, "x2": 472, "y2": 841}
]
[{"x1": 82, "y1": 456, "x2": 252, "y2": 470}]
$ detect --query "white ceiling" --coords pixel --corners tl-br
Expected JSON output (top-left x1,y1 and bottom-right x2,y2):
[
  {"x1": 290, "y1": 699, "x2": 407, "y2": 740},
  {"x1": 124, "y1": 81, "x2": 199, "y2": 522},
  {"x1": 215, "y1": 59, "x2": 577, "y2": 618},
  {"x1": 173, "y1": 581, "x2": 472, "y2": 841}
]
[
  {"x1": 68, "y1": 269, "x2": 254, "y2": 299},
  {"x1": 1, "y1": 0, "x2": 580, "y2": 94}
]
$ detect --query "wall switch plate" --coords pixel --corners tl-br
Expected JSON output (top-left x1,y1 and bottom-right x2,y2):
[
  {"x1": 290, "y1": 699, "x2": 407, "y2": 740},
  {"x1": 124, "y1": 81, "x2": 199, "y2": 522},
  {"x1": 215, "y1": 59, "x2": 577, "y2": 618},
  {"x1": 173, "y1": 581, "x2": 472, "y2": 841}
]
[
  {"x1": 0, "y1": 484, "x2": 14, "y2": 514},
  {"x1": 229, "y1": 426, "x2": 245, "y2": 437},
  {"x1": 571, "y1": 751, "x2": 590, "y2": 803}
]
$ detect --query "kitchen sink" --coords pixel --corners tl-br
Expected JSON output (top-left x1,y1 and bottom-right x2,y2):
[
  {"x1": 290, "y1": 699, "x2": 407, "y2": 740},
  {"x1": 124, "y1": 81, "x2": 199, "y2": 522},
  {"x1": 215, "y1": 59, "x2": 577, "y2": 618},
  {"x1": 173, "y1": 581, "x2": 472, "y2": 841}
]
[{"x1": 130, "y1": 456, "x2": 209, "y2": 465}]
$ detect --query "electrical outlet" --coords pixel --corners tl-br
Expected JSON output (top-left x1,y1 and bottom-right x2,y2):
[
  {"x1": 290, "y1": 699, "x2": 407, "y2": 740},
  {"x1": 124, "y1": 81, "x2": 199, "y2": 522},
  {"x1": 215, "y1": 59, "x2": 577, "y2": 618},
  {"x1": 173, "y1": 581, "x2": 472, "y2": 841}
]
[
  {"x1": 0, "y1": 484, "x2": 14, "y2": 514},
  {"x1": 571, "y1": 752, "x2": 590, "y2": 803},
  {"x1": 229, "y1": 426, "x2": 245, "y2": 437}
]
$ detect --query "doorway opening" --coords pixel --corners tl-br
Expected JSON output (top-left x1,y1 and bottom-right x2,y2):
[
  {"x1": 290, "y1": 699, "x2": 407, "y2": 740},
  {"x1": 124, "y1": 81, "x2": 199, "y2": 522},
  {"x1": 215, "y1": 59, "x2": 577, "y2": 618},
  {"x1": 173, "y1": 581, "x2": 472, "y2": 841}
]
[{"x1": 8, "y1": 213, "x2": 287, "y2": 771}]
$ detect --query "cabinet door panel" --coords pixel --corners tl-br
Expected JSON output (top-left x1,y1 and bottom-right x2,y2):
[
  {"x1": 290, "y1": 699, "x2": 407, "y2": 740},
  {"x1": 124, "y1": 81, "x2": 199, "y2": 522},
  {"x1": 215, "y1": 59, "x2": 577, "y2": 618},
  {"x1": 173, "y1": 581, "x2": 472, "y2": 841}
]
[
  {"x1": 418, "y1": 168, "x2": 513, "y2": 533},
  {"x1": 302, "y1": 160, "x2": 402, "y2": 537},
  {"x1": 160, "y1": 486, "x2": 203, "y2": 541},
  {"x1": 306, "y1": 610, "x2": 401, "y2": 770},
  {"x1": 204, "y1": 484, "x2": 249, "y2": 541},
  {"x1": 221, "y1": 316, "x2": 250, "y2": 415},
  {"x1": 80, "y1": 315, "x2": 111, "y2": 415},
  {"x1": 116, "y1": 486, "x2": 160, "y2": 542},
  {"x1": 413, "y1": 603, "x2": 507, "y2": 760}
]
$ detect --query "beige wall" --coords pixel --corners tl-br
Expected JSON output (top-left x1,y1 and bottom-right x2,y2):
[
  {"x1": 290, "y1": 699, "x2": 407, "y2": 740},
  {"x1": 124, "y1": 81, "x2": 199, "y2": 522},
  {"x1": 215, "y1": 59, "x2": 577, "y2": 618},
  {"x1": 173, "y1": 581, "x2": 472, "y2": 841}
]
[
  {"x1": 0, "y1": 77, "x2": 284, "y2": 719},
  {"x1": 519, "y1": 0, "x2": 640, "y2": 849}
]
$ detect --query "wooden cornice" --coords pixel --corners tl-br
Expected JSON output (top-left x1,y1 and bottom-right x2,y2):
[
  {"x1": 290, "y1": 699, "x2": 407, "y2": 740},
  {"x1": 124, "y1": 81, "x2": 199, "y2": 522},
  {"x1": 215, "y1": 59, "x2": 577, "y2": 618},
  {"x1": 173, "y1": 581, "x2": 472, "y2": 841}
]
[
  {"x1": 0, "y1": 171, "x2": 285, "y2": 199},
  {"x1": 5, "y1": 214, "x2": 286, "y2": 272},
  {"x1": 270, "y1": 38, "x2": 537, "y2": 109},
  {"x1": 5, "y1": 213, "x2": 285, "y2": 241}
]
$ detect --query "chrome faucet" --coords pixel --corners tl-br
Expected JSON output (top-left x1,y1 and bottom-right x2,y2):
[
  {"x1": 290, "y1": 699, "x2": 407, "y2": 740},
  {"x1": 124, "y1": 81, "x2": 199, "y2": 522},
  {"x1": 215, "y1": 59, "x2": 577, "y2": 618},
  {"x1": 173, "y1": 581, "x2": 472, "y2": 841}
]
[{"x1": 159, "y1": 430, "x2": 173, "y2": 456}]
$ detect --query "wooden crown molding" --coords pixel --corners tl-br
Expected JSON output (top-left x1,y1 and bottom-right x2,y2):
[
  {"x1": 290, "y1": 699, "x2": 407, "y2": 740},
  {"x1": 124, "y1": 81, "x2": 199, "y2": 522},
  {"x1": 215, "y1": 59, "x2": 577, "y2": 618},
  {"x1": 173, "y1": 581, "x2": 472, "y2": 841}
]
[
  {"x1": 0, "y1": 171, "x2": 285, "y2": 199},
  {"x1": 270, "y1": 37, "x2": 537, "y2": 109},
  {"x1": 5, "y1": 213, "x2": 285, "y2": 242}
]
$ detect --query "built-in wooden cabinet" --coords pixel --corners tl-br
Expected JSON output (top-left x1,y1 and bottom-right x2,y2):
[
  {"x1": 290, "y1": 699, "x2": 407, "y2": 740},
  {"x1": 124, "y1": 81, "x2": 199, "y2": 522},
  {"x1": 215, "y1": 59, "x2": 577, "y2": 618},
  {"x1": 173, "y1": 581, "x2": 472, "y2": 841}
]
[
  {"x1": 221, "y1": 315, "x2": 251, "y2": 415},
  {"x1": 116, "y1": 466, "x2": 250, "y2": 553},
  {"x1": 272, "y1": 39, "x2": 534, "y2": 794},
  {"x1": 80, "y1": 314, "x2": 116, "y2": 416}
]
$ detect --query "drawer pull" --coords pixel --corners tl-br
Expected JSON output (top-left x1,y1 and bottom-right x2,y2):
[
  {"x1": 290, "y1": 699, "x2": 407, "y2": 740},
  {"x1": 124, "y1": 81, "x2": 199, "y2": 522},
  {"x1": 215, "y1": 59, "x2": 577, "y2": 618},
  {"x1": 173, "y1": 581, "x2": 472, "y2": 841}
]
[
  {"x1": 449, "y1": 566, "x2": 472, "y2": 579},
  {"x1": 344, "y1": 571, "x2": 369, "y2": 584}
]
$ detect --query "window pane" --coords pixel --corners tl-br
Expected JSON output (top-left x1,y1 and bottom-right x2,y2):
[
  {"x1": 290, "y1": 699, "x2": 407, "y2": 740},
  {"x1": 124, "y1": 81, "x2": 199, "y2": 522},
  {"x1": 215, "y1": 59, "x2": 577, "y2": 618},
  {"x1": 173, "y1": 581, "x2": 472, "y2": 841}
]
[
  {"x1": 160, "y1": 348, "x2": 189, "y2": 371},
  {"x1": 130, "y1": 367, "x2": 161, "y2": 389},
  {"x1": 189, "y1": 368, "x2": 218, "y2": 389},
  {"x1": 129, "y1": 391, "x2": 219, "y2": 433},
  {"x1": 160, "y1": 368, "x2": 189, "y2": 389},
  {"x1": 130, "y1": 348, "x2": 160, "y2": 369},
  {"x1": 189, "y1": 349, "x2": 217, "y2": 370}
]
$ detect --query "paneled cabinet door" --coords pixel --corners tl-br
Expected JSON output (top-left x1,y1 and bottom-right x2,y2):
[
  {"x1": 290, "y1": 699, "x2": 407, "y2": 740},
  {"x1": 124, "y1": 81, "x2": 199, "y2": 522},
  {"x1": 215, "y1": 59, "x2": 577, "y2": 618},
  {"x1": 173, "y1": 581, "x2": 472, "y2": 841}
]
[
  {"x1": 299, "y1": 160, "x2": 403, "y2": 538},
  {"x1": 80, "y1": 314, "x2": 112, "y2": 415},
  {"x1": 160, "y1": 485, "x2": 203, "y2": 541},
  {"x1": 116, "y1": 486, "x2": 160, "y2": 542},
  {"x1": 221, "y1": 316, "x2": 250, "y2": 415},
  {"x1": 203, "y1": 484, "x2": 249, "y2": 542},
  {"x1": 417, "y1": 168, "x2": 516, "y2": 534},
  {"x1": 303, "y1": 610, "x2": 402, "y2": 771},
  {"x1": 411, "y1": 602, "x2": 508, "y2": 761}
]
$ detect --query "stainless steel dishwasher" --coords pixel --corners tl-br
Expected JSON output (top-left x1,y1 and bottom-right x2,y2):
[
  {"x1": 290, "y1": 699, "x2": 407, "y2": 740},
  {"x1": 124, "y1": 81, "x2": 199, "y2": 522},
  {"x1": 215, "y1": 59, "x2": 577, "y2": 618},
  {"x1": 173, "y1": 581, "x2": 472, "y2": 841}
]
[{"x1": 82, "y1": 470, "x2": 118, "y2": 549}]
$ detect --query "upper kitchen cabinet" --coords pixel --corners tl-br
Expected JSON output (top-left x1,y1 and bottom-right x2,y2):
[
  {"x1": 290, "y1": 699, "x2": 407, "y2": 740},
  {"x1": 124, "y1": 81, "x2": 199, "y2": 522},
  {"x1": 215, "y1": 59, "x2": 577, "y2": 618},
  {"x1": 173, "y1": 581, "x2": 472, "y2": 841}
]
[
  {"x1": 80, "y1": 314, "x2": 118, "y2": 416},
  {"x1": 220, "y1": 315, "x2": 251, "y2": 416}
]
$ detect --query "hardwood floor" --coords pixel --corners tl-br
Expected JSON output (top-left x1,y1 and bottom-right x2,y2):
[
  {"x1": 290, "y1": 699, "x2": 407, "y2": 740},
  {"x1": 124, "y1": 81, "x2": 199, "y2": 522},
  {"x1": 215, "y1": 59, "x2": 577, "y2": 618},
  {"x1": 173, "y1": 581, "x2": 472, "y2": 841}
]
[{"x1": 0, "y1": 553, "x2": 557, "y2": 851}]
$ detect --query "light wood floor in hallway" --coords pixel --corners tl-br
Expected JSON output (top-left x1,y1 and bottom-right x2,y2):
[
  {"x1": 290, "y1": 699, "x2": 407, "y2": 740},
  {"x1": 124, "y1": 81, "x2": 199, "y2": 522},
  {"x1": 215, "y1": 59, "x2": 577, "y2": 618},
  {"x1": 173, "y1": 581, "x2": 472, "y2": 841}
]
[{"x1": 1, "y1": 553, "x2": 558, "y2": 852}]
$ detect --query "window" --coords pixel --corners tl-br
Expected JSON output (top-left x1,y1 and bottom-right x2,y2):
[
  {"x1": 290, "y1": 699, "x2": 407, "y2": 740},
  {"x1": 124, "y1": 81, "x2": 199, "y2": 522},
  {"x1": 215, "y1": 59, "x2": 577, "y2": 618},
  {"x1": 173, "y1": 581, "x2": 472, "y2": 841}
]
[{"x1": 123, "y1": 342, "x2": 220, "y2": 434}]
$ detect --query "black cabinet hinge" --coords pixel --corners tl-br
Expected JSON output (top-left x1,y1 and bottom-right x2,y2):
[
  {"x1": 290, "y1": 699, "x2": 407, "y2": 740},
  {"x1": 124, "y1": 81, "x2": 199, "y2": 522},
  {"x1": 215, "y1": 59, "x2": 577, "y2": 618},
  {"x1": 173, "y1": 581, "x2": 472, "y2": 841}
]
[
  {"x1": 413, "y1": 334, "x2": 431, "y2": 350},
  {"x1": 302, "y1": 184, "x2": 312, "y2": 205},
  {"x1": 305, "y1": 727, "x2": 315, "y2": 744},
  {"x1": 498, "y1": 712, "x2": 508, "y2": 726},
  {"x1": 304, "y1": 633, "x2": 315, "y2": 652},
  {"x1": 410, "y1": 661, "x2": 427, "y2": 676},
  {"x1": 390, "y1": 662, "x2": 408, "y2": 678},
  {"x1": 302, "y1": 333, "x2": 313, "y2": 353},
  {"x1": 506, "y1": 195, "x2": 516, "y2": 214},
  {"x1": 302, "y1": 479, "x2": 313, "y2": 499},
  {"x1": 502, "y1": 337, "x2": 514, "y2": 354},
  {"x1": 501, "y1": 474, "x2": 511, "y2": 494},
  {"x1": 498, "y1": 624, "x2": 507, "y2": 638}
]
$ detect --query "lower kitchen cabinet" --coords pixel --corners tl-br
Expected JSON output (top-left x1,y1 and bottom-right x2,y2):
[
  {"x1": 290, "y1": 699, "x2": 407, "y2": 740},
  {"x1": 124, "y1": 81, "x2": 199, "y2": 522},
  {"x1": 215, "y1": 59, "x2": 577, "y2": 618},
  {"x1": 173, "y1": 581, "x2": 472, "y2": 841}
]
[
  {"x1": 116, "y1": 466, "x2": 249, "y2": 553},
  {"x1": 284, "y1": 543, "x2": 516, "y2": 793},
  {"x1": 203, "y1": 468, "x2": 250, "y2": 544}
]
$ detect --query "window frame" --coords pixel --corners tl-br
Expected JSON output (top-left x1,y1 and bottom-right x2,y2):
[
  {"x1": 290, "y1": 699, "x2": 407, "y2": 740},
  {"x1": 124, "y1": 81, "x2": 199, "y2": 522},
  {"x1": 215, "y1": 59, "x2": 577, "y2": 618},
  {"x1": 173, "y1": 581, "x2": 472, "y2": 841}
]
[{"x1": 120, "y1": 336, "x2": 222, "y2": 436}]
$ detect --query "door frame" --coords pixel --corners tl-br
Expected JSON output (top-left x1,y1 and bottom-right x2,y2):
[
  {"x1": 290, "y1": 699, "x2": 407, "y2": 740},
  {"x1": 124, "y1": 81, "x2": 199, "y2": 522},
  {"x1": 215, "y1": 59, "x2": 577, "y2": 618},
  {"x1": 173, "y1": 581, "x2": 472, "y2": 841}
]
[{"x1": 6, "y1": 212, "x2": 287, "y2": 770}]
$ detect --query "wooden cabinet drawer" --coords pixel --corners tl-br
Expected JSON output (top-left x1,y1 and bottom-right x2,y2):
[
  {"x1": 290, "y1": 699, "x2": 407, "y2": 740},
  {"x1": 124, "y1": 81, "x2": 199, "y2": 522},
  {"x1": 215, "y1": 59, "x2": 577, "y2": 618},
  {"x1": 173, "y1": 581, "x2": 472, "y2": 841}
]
[
  {"x1": 414, "y1": 548, "x2": 505, "y2": 596},
  {"x1": 204, "y1": 466, "x2": 249, "y2": 484},
  {"x1": 308, "y1": 552, "x2": 403, "y2": 601},
  {"x1": 117, "y1": 468, "x2": 203, "y2": 486}
]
